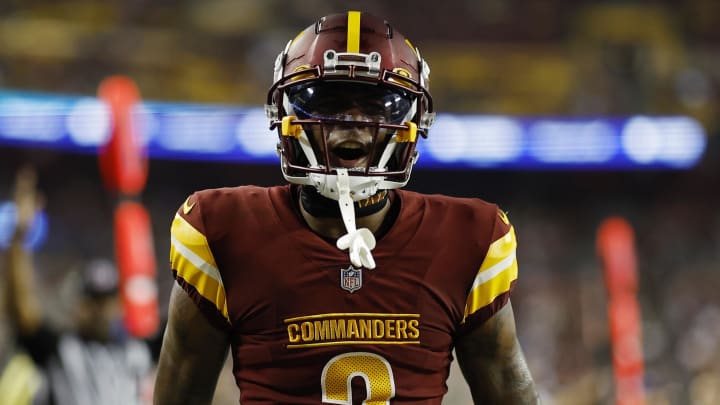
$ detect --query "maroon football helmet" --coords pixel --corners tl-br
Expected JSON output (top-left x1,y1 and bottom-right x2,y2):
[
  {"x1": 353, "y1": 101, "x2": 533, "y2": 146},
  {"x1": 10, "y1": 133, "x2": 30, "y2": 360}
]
[{"x1": 266, "y1": 11, "x2": 435, "y2": 201}]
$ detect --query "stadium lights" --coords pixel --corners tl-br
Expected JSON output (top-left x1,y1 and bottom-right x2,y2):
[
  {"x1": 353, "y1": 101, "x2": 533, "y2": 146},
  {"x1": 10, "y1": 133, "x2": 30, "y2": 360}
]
[{"x1": 0, "y1": 90, "x2": 707, "y2": 169}]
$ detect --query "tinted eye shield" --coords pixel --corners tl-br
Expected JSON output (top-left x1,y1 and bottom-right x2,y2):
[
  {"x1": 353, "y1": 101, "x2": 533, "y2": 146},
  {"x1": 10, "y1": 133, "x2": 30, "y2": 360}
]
[
  {"x1": 287, "y1": 82, "x2": 413, "y2": 124},
  {"x1": 266, "y1": 68, "x2": 434, "y2": 137}
]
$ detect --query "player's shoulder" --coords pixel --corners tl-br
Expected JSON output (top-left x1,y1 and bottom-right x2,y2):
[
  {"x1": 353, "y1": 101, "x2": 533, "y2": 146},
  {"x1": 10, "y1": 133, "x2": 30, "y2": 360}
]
[
  {"x1": 401, "y1": 189, "x2": 502, "y2": 220},
  {"x1": 184, "y1": 184, "x2": 289, "y2": 213},
  {"x1": 427, "y1": 192, "x2": 498, "y2": 211},
  {"x1": 399, "y1": 190, "x2": 512, "y2": 243},
  {"x1": 191, "y1": 184, "x2": 274, "y2": 203},
  {"x1": 174, "y1": 184, "x2": 290, "y2": 237}
]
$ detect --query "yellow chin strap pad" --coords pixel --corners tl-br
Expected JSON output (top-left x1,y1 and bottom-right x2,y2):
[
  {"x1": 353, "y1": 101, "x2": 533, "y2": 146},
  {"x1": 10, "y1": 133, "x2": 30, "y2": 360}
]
[
  {"x1": 396, "y1": 121, "x2": 418, "y2": 143},
  {"x1": 281, "y1": 116, "x2": 303, "y2": 139}
]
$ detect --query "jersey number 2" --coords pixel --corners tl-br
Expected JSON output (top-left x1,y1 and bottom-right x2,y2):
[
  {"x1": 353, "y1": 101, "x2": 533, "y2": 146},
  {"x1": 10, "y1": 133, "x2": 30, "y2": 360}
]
[{"x1": 321, "y1": 352, "x2": 396, "y2": 405}]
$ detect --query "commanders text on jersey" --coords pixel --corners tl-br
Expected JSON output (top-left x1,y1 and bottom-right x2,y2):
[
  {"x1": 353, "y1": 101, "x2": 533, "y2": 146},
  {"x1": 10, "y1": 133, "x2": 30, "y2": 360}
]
[{"x1": 284, "y1": 313, "x2": 421, "y2": 348}]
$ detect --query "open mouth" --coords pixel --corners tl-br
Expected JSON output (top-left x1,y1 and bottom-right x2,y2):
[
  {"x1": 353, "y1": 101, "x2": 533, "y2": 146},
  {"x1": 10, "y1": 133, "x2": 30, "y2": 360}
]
[{"x1": 330, "y1": 141, "x2": 370, "y2": 168}]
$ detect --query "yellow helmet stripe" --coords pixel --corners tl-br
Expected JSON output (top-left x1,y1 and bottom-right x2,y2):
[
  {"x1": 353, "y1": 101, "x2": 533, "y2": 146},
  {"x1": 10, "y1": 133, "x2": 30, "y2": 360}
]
[{"x1": 347, "y1": 11, "x2": 361, "y2": 53}]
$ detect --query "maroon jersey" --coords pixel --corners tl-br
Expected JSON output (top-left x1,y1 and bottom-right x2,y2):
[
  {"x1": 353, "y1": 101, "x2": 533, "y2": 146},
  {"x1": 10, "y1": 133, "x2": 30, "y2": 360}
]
[{"x1": 169, "y1": 185, "x2": 518, "y2": 404}]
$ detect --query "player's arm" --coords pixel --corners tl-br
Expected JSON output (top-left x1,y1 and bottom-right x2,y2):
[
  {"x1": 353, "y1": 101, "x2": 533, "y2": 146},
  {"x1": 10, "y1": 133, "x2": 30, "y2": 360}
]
[
  {"x1": 455, "y1": 301, "x2": 539, "y2": 404},
  {"x1": 455, "y1": 207, "x2": 539, "y2": 403},
  {"x1": 153, "y1": 283, "x2": 230, "y2": 405},
  {"x1": 3, "y1": 167, "x2": 43, "y2": 336}
]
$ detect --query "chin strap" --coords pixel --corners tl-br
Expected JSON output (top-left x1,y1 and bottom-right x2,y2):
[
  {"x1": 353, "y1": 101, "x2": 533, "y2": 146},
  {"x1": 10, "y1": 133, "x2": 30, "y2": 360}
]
[{"x1": 334, "y1": 169, "x2": 377, "y2": 269}]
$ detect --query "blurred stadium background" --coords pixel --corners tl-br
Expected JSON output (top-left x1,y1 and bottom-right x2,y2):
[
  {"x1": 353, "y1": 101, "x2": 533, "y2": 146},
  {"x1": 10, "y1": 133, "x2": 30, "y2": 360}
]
[{"x1": 1, "y1": 0, "x2": 719, "y2": 404}]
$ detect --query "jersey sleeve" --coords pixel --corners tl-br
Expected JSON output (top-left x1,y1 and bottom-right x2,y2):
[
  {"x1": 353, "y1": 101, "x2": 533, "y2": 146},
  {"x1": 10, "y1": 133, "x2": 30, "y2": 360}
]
[
  {"x1": 169, "y1": 192, "x2": 230, "y2": 330},
  {"x1": 461, "y1": 207, "x2": 518, "y2": 328}
]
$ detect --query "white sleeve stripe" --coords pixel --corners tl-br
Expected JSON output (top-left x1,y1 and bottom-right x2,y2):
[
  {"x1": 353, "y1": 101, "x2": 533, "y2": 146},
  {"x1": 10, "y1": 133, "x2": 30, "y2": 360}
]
[
  {"x1": 170, "y1": 235, "x2": 223, "y2": 285},
  {"x1": 469, "y1": 250, "x2": 516, "y2": 291}
]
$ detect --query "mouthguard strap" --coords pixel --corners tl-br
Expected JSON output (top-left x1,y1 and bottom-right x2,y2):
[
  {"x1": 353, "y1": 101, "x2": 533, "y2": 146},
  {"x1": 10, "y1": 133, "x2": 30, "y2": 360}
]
[{"x1": 335, "y1": 168, "x2": 377, "y2": 269}]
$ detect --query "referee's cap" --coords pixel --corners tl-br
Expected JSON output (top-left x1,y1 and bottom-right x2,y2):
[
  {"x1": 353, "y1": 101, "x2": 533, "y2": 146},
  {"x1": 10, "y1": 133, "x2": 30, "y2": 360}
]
[{"x1": 81, "y1": 258, "x2": 119, "y2": 298}]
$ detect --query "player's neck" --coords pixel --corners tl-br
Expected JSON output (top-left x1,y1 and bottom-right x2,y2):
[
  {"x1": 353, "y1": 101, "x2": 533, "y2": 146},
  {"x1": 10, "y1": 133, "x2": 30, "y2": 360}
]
[
  {"x1": 299, "y1": 189, "x2": 392, "y2": 240},
  {"x1": 299, "y1": 186, "x2": 389, "y2": 218}
]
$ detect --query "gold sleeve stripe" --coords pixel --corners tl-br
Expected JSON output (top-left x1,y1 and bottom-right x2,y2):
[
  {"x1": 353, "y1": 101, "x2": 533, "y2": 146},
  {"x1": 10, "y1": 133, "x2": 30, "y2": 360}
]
[
  {"x1": 346, "y1": 11, "x2": 361, "y2": 53},
  {"x1": 463, "y1": 258, "x2": 517, "y2": 320},
  {"x1": 170, "y1": 242, "x2": 229, "y2": 320},
  {"x1": 171, "y1": 214, "x2": 219, "y2": 270},
  {"x1": 477, "y1": 226, "x2": 517, "y2": 272},
  {"x1": 463, "y1": 227, "x2": 518, "y2": 319},
  {"x1": 469, "y1": 248, "x2": 516, "y2": 291},
  {"x1": 170, "y1": 214, "x2": 228, "y2": 320}
]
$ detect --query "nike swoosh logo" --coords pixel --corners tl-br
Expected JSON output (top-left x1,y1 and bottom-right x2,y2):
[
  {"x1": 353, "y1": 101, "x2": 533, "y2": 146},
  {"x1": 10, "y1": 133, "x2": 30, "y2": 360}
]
[
  {"x1": 498, "y1": 210, "x2": 510, "y2": 225},
  {"x1": 183, "y1": 197, "x2": 196, "y2": 215}
]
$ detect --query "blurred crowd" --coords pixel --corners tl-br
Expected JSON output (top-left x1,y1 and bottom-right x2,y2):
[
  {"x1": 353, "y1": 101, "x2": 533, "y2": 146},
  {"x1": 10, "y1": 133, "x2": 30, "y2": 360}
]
[
  {"x1": 0, "y1": 0, "x2": 719, "y2": 130},
  {"x1": 1, "y1": 0, "x2": 719, "y2": 404}
]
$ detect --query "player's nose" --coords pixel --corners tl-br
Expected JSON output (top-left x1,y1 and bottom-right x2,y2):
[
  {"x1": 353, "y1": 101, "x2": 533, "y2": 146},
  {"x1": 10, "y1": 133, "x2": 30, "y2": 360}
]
[{"x1": 339, "y1": 107, "x2": 376, "y2": 123}]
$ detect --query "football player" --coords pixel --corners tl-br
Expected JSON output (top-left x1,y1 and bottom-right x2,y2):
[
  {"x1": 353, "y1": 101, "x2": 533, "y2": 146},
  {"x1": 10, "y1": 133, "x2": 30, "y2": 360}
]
[{"x1": 154, "y1": 11, "x2": 539, "y2": 404}]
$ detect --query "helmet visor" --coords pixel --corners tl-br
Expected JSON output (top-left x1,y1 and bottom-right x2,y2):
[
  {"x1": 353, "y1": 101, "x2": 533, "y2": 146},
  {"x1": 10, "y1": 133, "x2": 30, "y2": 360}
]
[{"x1": 287, "y1": 81, "x2": 413, "y2": 125}]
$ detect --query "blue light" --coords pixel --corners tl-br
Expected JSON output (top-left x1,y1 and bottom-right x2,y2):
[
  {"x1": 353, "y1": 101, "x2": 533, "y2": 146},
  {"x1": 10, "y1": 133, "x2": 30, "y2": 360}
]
[
  {"x1": 157, "y1": 110, "x2": 237, "y2": 152},
  {"x1": 0, "y1": 97, "x2": 66, "y2": 142},
  {"x1": 235, "y1": 108, "x2": 277, "y2": 157},
  {"x1": 66, "y1": 97, "x2": 111, "y2": 146},
  {"x1": 528, "y1": 119, "x2": 619, "y2": 163},
  {"x1": 423, "y1": 115, "x2": 524, "y2": 167},
  {"x1": 424, "y1": 114, "x2": 467, "y2": 162},
  {"x1": 0, "y1": 90, "x2": 708, "y2": 170},
  {"x1": 0, "y1": 201, "x2": 48, "y2": 251},
  {"x1": 621, "y1": 116, "x2": 706, "y2": 167}
]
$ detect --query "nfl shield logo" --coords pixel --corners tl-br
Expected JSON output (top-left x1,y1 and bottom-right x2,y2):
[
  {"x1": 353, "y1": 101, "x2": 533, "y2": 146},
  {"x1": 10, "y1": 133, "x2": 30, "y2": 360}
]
[{"x1": 340, "y1": 265, "x2": 362, "y2": 293}]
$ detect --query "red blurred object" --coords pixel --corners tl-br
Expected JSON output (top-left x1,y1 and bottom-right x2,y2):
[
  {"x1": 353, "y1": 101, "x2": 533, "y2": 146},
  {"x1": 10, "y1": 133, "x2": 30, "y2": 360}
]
[
  {"x1": 597, "y1": 217, "x2": 646, "y2": 405},
  {"x1": 98, "y1": 76, "x2": 148, "y2": 195},
  {"x1": 597, "y1": 217, "x2": 638, "y2": 294},
  {"x1": 98, "y1": 75, "x2": 158, "y2": 338},
  {"x1": 114, "y1": 200, "x2": 158, "y2": 338}
]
